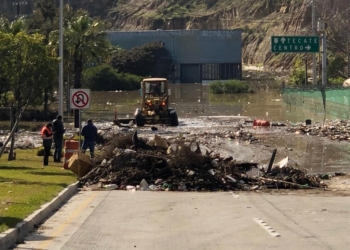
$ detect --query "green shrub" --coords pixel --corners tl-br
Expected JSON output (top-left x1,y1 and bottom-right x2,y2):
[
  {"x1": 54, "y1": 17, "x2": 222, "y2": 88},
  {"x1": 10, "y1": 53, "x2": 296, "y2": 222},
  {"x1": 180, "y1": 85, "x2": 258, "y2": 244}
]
[
  {"x1": 209, "y1": 81, "x2": 224, "y2": 94},
  {"x1": 328, "y1": 77, "x2": 345, "y2": 86},
  {"x1": 289, "y1": 68, "x2": 306, "y2": 86},
  {"x1": 82, "y1": 64, "x2": 142, "y2": 91},
  {"x1": 209, "y1": 80, "x2": 253, "y2": 94}
]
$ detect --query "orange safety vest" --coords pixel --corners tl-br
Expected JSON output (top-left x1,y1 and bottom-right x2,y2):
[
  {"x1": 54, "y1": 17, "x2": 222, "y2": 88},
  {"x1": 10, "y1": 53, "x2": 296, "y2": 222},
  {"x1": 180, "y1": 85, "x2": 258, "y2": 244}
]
[{"x1": 41, "y1": 126, "x2": 52, "y2": 139}]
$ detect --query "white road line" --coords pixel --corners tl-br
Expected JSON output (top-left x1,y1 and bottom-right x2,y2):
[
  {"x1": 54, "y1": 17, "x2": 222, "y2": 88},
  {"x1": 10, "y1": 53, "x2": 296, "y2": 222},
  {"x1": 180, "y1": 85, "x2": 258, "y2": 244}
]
[{"x1": 253, "y1": 218, "x2": 281, "y2": 237}]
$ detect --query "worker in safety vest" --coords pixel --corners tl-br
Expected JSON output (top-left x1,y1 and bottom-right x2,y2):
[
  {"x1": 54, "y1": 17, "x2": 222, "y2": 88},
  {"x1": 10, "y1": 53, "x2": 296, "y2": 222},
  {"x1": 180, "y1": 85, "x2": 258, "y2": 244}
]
[{"x1": 41, "y1": 123, "x2": 53, "y2": 166}]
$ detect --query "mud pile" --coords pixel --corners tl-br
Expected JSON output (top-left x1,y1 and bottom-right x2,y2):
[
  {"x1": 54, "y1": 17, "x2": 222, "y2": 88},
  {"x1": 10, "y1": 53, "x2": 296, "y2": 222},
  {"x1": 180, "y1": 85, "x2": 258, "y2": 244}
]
[{"x1": 79, "y1": 131, "x2": 327, "y2": 191}]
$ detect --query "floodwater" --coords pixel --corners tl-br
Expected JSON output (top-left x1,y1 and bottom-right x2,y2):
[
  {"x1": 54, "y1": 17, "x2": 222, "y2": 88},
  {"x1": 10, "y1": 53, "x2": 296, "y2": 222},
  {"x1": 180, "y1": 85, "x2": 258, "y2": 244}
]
[
  {"x1": 83, "y1": 84, "x2": 337, "y2": 123},
  {"x1": 0, "y1": 84, "x2": 349, "y2": 173}
]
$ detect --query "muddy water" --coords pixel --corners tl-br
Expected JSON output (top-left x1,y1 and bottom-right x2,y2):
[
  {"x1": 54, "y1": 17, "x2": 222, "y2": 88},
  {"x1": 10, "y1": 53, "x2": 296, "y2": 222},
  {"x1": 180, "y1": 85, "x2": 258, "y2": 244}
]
[
  {"x1": 86, "y1": 84, "x2": 337, "y2": 123},
  {"x1": 253, "y1": 132, "x2": 350, "y2": 174}
]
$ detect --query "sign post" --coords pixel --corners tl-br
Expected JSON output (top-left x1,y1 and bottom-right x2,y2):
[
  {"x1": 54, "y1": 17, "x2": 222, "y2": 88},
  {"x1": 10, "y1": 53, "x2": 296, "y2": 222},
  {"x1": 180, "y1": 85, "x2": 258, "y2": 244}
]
[
  {"x1": 70, "y1": 89, "x2": 90, "y2": 148},
  {"x1": 271, "y1": 36, "x2": 320, "y2": 53}
]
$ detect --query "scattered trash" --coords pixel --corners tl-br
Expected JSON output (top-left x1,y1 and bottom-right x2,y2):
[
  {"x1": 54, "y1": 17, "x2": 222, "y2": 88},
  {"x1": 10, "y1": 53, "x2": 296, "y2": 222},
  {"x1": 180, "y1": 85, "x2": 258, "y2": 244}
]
[
  {"x1": 253, "y1": 119, "x2": 270, "y2": 127},
  {"x1": 104, "y1": 184, "x2": 118, "y2": 190},
  {"x1": 287, "y1": 120, "x2": 350, "y2": 142},
  {"x1": 68, "y1": 151, "x2": 92, "y2": 178},
  {"x1": 140, "y1": 179, "x2": 150, "y2": 191},
  {"x1": 126, "y1": 185, "x2": 136, "y2": 191}
]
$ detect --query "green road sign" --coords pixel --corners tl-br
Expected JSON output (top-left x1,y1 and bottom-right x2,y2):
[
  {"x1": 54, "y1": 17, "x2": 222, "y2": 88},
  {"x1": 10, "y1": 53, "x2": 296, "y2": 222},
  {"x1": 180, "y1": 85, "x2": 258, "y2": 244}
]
[{"x1": 271, "y1": 36, "x2": 320, "y2": 53}]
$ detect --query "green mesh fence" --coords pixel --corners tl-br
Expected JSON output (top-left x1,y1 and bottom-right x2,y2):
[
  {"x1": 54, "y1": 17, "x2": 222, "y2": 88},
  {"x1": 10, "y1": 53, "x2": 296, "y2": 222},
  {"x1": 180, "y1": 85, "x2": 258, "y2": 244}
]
[{"x1": 283, "y1": 87, "x2": 350, "y2": 119}]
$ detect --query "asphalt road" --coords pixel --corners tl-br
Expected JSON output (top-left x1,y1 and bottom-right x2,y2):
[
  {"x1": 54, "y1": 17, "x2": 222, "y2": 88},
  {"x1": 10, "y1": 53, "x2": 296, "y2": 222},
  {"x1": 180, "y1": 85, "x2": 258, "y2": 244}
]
[{"x1": 13, "y1": 190, "x2": 350, "y2": 250}]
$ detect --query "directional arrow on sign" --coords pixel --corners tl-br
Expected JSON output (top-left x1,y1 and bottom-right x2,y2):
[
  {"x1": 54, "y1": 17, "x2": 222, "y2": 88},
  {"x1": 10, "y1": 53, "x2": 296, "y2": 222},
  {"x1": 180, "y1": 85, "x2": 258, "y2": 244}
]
[
  {"x1": 305, "y1": 45, "x2": 311, "y2": 51},
  {"x1": 281, "y1": 37, "x2": 286, "y2": 44}
]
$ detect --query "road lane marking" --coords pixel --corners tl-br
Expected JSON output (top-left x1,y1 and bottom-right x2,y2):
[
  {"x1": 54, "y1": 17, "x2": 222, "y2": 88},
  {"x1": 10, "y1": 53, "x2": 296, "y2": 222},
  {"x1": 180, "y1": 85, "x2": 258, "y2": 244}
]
[
  {"x1": 38, "y1": 192, "x2": 99, "y2": 249},
  {"x1": 253, "y1": 218, "x2": 281, "y2": 237}
]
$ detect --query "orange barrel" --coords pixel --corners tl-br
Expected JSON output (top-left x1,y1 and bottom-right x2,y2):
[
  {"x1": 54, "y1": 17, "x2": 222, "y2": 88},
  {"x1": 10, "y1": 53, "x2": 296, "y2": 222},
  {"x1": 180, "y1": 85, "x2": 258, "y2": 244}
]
[
  {"x1": 253, "y1": 119, "x2": 270, "y2": 127},
  {"x1": 63, "y1": 140, "x2": 79, "y2": 170}
]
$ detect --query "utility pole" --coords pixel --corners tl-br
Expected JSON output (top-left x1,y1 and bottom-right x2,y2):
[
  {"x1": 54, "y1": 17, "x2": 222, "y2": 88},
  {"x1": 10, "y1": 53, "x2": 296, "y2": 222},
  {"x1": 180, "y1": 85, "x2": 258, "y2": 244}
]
[
  {"x1": 348, "y1": 39, "x2": 350, "y2": 78},
  {"x1": 59, "y1": 0, "x2": 64, "y2": 117},
  {"x1": 305, "y1": 56, "x2": 308, "y2": 85},
  {"x1": 311, "y1": 0, "x2": 317, "y2": 85},
  {"x1": 318, "y1": 19, "x2": 327, "y2": 86},
  {"x1": 322, "y1": 33, "x2": 327, "y2": 87}
]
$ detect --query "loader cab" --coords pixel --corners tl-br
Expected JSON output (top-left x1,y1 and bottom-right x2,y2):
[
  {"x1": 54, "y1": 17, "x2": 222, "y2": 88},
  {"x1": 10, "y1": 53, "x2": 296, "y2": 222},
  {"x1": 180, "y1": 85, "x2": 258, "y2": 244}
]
[{"x1": 142, "y1": 78, "x2": 167, "y2": 97}]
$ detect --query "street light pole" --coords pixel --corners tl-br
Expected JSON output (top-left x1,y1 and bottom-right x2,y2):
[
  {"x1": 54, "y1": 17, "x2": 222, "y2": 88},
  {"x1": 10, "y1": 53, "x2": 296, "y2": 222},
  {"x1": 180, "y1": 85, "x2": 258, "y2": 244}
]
[{"x1": 59, "y1": 0, "x2": 64, "y2": 117}]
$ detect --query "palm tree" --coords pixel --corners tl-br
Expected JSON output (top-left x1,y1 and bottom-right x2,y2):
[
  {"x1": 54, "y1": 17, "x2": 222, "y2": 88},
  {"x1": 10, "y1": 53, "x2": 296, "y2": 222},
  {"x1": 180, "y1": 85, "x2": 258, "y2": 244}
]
[
  {"x1": 0, "y1": 17, "x2": 25, "y2": 35},
  {"x1": 49, "y1": 11, "x2": 111, "y2": 126}
]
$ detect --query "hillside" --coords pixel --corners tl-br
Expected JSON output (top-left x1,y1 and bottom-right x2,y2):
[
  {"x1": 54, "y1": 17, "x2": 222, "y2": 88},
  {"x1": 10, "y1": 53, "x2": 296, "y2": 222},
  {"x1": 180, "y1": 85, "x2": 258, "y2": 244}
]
[{"x1": 1, "y1": 0, "x2": 349, "y2": 70}]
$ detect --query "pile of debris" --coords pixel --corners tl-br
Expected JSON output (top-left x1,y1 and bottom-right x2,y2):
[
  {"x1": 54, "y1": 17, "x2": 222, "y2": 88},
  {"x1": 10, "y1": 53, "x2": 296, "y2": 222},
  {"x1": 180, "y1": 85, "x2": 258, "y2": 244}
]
[
  {"x1": 287, "y1": 120, "x2": 350, "y2": 142},
  {"x1": 79, "y1": 131, "x2": 328, "y2": 191}
]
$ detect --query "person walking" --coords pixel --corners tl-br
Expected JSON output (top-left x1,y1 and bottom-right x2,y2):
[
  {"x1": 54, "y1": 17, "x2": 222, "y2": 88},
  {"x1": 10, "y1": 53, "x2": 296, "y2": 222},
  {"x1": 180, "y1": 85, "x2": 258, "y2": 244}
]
[
  {"x1": 52, "y1": 115, "x2": 65, "y2": 163},
  {"x1": 41, "y1": 122, "x2": 53, "y2": 167},
  {"x1": 81, "y1": 119, "x2": 97, "y2": 158}
]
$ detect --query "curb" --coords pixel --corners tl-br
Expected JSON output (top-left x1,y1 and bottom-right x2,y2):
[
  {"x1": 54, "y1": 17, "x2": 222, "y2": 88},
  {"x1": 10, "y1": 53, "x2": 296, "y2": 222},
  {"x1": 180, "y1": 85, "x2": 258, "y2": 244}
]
[{"x1": 0, "y1": 181, "x2": 79, "y2": 250}]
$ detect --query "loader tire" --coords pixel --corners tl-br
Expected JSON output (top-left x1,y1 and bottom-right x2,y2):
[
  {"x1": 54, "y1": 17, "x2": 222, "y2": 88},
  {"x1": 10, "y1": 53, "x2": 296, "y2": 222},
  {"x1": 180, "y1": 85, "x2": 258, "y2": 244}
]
[{"x1": 169, "y1": 110, "x2": 179, "y2": 126}]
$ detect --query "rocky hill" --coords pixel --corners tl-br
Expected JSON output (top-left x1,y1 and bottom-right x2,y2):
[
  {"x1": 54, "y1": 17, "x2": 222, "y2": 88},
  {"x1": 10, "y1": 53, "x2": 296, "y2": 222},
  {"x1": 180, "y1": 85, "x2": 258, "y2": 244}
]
[{"x1": 1, "y1": 0, "x2": 349, "y2": 70}]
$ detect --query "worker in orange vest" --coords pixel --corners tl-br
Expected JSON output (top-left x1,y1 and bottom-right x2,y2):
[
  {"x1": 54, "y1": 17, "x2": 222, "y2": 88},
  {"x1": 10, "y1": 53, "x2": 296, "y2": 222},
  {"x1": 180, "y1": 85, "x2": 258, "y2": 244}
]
[{"x1": 41, "y1": 123, "x2": 53, "y2": 167}]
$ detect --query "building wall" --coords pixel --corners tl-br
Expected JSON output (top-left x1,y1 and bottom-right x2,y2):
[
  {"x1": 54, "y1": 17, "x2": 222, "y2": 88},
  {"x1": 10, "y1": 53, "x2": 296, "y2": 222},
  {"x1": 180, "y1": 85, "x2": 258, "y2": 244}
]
[
  {"x1": 107, "y1": 29, "x2": 242, "y2": 64},
  {"x1": 107, "y1": 29, "x2": 242, "y2": 82}
]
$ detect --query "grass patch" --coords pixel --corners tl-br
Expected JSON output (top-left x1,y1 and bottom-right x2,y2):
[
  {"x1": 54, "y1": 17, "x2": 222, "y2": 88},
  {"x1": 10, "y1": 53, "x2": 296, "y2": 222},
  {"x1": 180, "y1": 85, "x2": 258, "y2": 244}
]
[
  {"x1": 209, "y1": 79, "x2": 254, "y2": 94},
  {"x1": 0, "y1": 149, "x2": 77, "y2": 233}
]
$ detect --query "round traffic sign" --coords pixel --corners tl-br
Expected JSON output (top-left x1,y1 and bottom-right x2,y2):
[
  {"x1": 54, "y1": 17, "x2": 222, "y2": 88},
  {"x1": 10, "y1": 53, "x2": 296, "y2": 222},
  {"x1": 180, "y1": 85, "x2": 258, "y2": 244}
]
[{"x1": 72, "y1": 91, "x2": 89, "y2": 108}]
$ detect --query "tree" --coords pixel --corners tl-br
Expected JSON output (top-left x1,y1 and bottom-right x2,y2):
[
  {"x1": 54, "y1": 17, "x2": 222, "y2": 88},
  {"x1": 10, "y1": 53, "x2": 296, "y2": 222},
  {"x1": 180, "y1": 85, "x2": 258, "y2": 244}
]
[
  {"x1": 0, "y1": 16, "x2": 25, "y2": 35},
  {"x1": 49, "y1": 10, "x2": 111, "y2": 127},
  {"x1": 110, "y1": 42, "x2": 173, "y2": 77},
  {"x1": 320, "y1": 0, "x2": 350, "y2": 78},
  {"x1": 327, "y1": 54, "x2": 347, "y2": 79},
  {"x1": 82, "y1": 64, "x2": 141, "y2": 91},
  {"x1": 25, "y1": 0, "x2": 57, "y2": 43},
  {"x1": 0, "y1": 31, "x2": 58, "y2": 160}
]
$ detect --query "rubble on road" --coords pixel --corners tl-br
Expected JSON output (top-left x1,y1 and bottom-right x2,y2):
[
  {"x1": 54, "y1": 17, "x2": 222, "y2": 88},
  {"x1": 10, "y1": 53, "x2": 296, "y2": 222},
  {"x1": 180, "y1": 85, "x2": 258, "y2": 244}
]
[
  {"x1": 287, "y1": 120, "x2": 350, "y2": 142},
  {"x1": 79, "y1": 131, "x2": 328, "y2": 191}
]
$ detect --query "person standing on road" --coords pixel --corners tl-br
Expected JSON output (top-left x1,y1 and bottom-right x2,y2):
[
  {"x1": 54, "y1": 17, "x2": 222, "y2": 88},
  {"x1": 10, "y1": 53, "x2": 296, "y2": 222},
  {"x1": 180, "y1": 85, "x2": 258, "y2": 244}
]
[
  {"x1": 81, "y1": 119, "x2": 97, "y2": 158},
  {"x1": 52, "y1": 115, "x2": 65, "y2": 163},
  {"x1": 41, "y1": 123, "x2": 53, "y2": 166}
]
